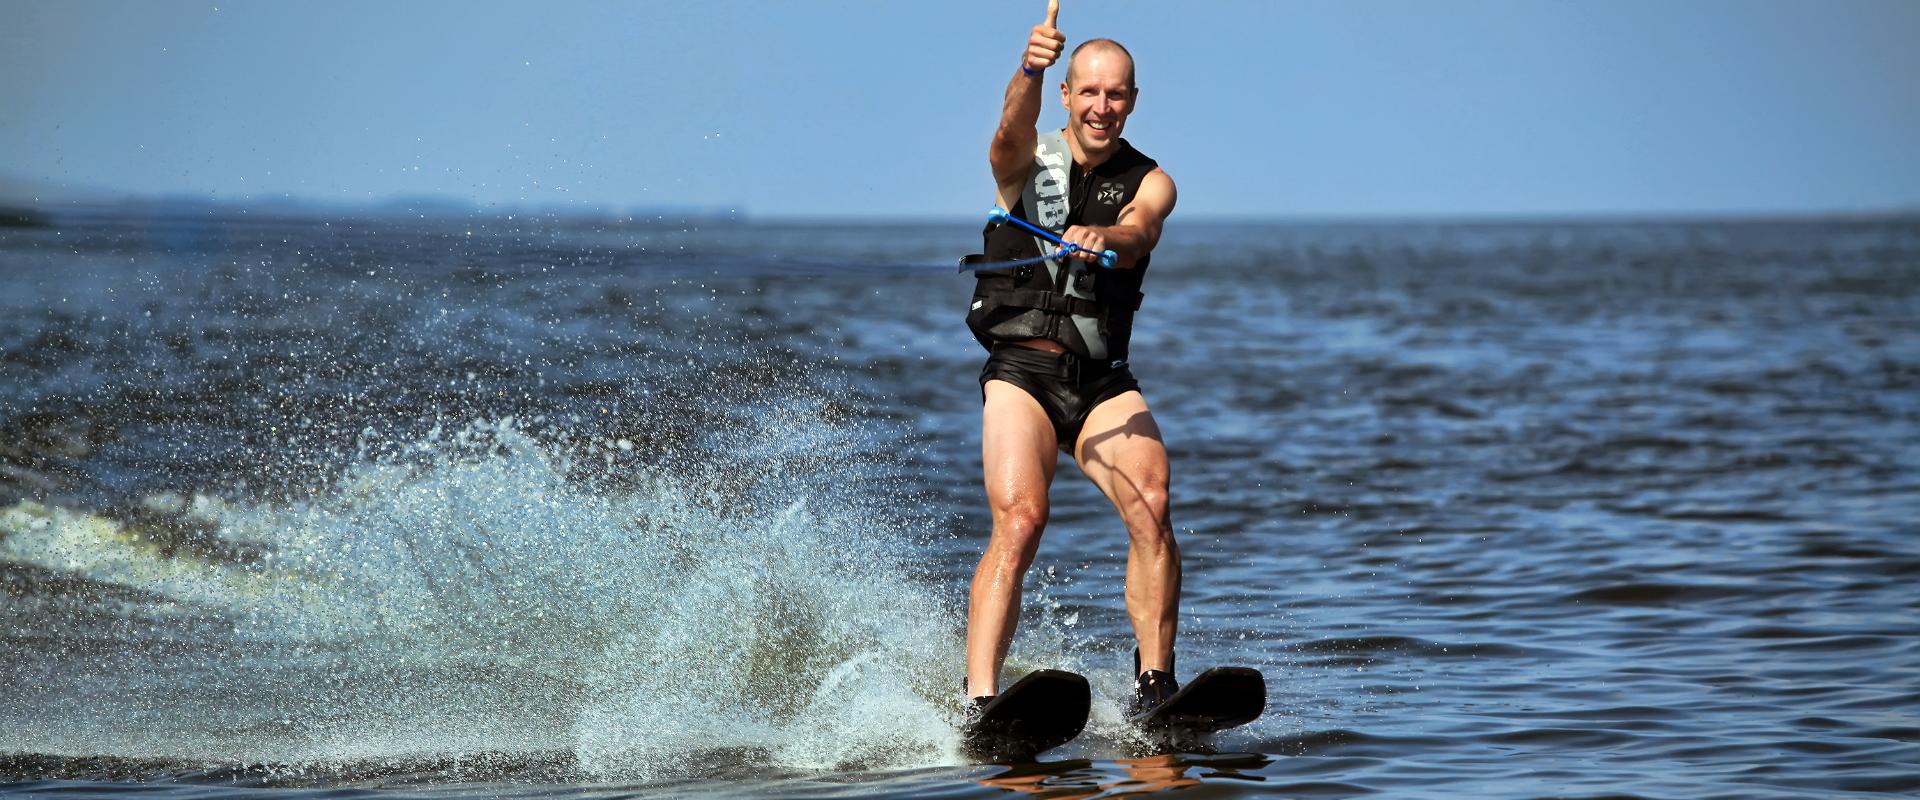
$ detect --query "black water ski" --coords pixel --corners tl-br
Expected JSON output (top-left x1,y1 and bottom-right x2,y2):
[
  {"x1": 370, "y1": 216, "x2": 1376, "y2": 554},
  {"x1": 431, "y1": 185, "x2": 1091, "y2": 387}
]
[
  {"x1": 1127, "y1": 666, "x2": 1266, "y2": 737},
  {"x1": 962, "y1": 669, "x2": 1091, "y2": 762}
]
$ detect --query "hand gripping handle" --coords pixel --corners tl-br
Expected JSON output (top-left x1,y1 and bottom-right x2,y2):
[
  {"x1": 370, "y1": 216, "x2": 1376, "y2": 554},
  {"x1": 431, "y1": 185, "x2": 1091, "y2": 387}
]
[{"x1": 987, "y1": 207, "x2": 1117, "y2": 268}]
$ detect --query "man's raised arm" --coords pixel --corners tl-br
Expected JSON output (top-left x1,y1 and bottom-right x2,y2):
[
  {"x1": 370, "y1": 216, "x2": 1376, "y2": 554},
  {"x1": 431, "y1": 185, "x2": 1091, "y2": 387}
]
[{"x1": 990, "y1": 0, "x2": 1064, "y2": 195}]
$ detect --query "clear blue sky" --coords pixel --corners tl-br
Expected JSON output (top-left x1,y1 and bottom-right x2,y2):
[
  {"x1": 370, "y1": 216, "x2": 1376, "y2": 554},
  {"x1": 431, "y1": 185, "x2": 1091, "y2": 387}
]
[{"x1": 4, "y1": 0, "x2": 1918, "y2": 218}]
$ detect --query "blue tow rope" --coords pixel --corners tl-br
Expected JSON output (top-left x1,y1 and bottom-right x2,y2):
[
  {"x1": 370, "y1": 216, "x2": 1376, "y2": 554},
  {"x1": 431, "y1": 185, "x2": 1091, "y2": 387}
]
[
  {"x1": 956, "y1": 250, "x2": 1062, "y2": 273},
  {"x1": 755, "y1": 208, "x2": 1120, "y2": 274},
  {"x1": 977, "y1": 206, "x2": 1119, "y2": 270}
]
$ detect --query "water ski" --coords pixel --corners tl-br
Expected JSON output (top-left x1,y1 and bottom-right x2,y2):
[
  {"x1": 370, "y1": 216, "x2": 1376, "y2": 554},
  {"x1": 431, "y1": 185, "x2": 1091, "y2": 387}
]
[
  {"x1": 962, "y1": 669, "x2": 1091, "y2": 762},
  {"x1": 1127, "y1": 666, "x2": 1266, "y2": 738}
]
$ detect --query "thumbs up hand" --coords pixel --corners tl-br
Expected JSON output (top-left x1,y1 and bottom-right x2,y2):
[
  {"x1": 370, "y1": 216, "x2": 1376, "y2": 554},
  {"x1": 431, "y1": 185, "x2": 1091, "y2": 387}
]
[{"x1": 1024, "y1": 0, "x2": 1065, "y2": 75}]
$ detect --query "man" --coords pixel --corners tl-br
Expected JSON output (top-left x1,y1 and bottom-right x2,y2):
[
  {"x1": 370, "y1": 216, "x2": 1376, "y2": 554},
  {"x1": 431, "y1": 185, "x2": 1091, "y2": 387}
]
[{"x1": 963, "y1": 0, "x2": 1181, "y2": 718}]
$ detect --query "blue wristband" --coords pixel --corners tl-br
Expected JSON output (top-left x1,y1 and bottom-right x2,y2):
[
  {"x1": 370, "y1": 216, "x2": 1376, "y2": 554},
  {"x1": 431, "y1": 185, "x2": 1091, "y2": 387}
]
[{"x1": 1021, "y1": 64, "x2": 1039, "y2": 77}]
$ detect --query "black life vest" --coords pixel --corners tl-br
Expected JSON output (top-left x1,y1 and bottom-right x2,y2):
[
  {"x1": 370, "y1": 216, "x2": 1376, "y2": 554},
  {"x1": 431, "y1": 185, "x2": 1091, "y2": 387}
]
[{"x1": 964, "y1": 130, "x2": 1158, "y2": 363}]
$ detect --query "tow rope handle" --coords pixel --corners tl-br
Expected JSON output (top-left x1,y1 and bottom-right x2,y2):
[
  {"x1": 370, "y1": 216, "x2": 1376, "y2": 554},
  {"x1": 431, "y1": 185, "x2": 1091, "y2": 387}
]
[{"x1": 988, "y1": 207, "x2": 1118, "y2": 268}]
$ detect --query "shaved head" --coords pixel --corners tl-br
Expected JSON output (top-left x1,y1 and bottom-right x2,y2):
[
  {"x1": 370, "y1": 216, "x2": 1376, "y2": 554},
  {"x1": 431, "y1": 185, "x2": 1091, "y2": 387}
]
[{"x1": 1066, "y1": 38, "x2": 1136, "y2": 92}]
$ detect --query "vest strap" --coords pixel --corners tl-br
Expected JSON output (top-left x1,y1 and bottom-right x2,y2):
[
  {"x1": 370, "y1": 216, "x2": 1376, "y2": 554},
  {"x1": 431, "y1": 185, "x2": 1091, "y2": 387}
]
[
  {"x1": 996, "y1": 288, "x2": 1103, "y2": 318},
  {"x1": 975, "y1": 273, "x2": 1104, "y2": 318}
]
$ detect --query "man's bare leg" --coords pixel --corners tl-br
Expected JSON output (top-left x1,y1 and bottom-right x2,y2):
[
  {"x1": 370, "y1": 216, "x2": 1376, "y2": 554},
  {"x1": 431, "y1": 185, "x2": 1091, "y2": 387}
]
[
  {"x1": 1073, "y1": 390, "x2": 1180, "y2": 674},
  {"x1": 966, "y1": 380, "x2": 1060, "y2": 697}
]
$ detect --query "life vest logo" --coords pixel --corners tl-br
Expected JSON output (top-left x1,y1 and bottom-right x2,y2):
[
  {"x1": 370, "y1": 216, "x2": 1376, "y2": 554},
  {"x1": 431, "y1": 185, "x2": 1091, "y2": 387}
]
[
  {"x1": 1032, "y1": 141, "x2": 1071, "y2": 228},
  {"x1": 1097, "y1": 182, "x2": 1124, "y2": 205}
]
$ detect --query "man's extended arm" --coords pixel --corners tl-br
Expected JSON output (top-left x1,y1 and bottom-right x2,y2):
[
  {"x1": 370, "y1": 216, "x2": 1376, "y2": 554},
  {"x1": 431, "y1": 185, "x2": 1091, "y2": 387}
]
[
  {"x1": 1061, "y1": 168, "x2": 1176, "y2": 270},
  {"x1": 990, "y1": 1, "x2": 1064, "y2": 202}
]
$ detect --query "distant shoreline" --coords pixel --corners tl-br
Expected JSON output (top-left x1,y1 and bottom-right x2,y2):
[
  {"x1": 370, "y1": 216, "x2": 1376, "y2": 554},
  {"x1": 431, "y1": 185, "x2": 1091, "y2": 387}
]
[
  {"x1": 0, "y1": 206, "x2": 51, "y2": 228},
  {"x1": 2, "y1": 197, "x2": 1915, "y2": 230},
  {"x1": 2, "y1": 199, "x2": 748, "y2": 229}
]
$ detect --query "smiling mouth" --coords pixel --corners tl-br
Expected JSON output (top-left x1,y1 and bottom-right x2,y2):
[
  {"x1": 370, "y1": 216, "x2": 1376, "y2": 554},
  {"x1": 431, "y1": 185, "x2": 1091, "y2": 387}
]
[{"x1": 1087, "y1": 120, "x2": 1112, "y2": 132}]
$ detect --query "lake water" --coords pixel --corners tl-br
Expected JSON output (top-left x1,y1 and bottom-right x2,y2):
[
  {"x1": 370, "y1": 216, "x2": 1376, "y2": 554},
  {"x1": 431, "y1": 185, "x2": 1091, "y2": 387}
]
[{"x1": 1, "y1": 212, "x2": 1916, "y2": 798}]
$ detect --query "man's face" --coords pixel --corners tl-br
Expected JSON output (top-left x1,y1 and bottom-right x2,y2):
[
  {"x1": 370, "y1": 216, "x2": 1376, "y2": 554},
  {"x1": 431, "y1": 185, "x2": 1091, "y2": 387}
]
[{"x1": 1061, "y1": 50, "x2": 1137, "y2": 160}]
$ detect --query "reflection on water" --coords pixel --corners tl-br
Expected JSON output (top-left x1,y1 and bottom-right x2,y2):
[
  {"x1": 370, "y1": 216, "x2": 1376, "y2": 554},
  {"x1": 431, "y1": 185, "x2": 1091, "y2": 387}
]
[{"x1": 977, "y1": 753, "x2": 1273, "y2": 798}]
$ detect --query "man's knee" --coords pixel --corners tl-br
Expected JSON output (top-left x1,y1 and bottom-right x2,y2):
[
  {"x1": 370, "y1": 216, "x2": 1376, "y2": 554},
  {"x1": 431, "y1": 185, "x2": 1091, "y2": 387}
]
[
  {"x1": 1119, "y1": 480, "x2": 1171, "y2": 530},
  {"x1": 983, "y1": 501, "x2": 1047, "y2": 576},
  {"x1": 1137, "y1": 482, "x2": 1169, "y2": 517},
  {"x1": 992, "y1": 498, "x2": 1049, "y2": 543}
]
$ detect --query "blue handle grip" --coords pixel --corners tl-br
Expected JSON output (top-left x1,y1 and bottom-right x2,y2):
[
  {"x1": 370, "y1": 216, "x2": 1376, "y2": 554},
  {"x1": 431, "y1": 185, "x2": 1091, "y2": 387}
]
[{"x1": 987, "y1": 207, "x2": 1117, "y2": 268}]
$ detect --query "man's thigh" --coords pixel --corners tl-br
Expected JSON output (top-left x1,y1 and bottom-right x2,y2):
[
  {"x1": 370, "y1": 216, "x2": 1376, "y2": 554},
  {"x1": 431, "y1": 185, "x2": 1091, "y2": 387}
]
[
  {"x1": 1071, "y1": 390, "x2": 1170, "y2": 509},
  {"x1": 983, "y1": 379, "x2": 1061, "y2": 508}
]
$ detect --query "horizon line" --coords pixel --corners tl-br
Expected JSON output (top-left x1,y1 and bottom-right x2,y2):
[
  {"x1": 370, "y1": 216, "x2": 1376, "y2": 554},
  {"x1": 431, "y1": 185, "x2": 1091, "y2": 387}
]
[{"x1": 5, "y1": 190, "x2": 1918, "y2": 229}]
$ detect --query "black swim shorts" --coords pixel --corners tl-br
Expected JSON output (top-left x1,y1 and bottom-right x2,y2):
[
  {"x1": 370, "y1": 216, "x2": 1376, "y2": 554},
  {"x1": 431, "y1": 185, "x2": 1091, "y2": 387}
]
[{"x1": 979, "y1": 344, "x2": 1142, "y2": 452}]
